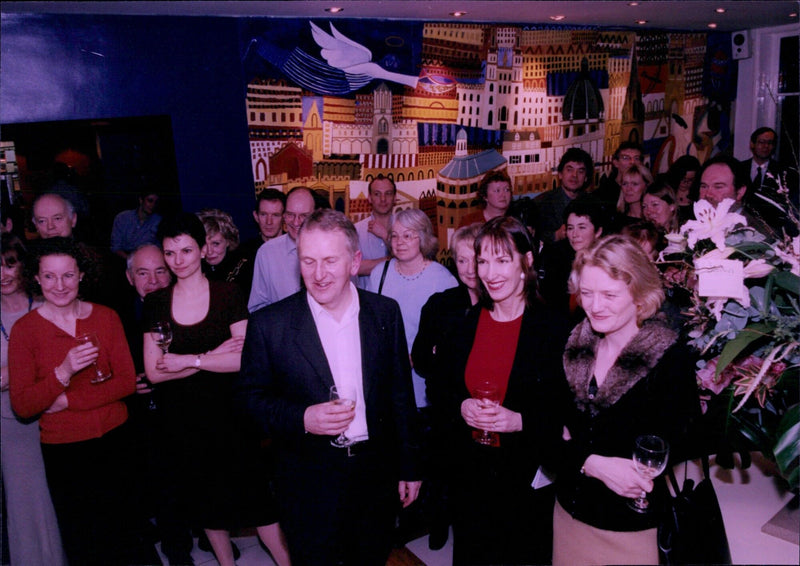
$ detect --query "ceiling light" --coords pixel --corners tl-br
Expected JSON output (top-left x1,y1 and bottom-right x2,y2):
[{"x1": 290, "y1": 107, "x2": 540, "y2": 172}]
[
  {"x1": 790, "y1": 12, "x2": 798, "y2": 17},
  {"x1": 450, "y1": 11, "x2": 467, "y2": 17},
  {"x1": 715, "y1": 8, "x2": 727, "y2": 13},
  {"x1": 628, "y1": 2, "x2": 639, "y2": 6},
  {"x1": 635, "y1": 19, "x2": 648, "y2": 25},
  {"x1": 549, "y1": 15, "x2": 566, "y2": 21},
  {"x1": 324, "y1": 7, "x2": 343, "y2": 13},
  {"x1": 707, "y1": 22, "x2": 718, "y2": 28}
]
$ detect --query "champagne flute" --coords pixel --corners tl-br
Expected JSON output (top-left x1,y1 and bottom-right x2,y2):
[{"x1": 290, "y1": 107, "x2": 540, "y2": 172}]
[
  {"x1": 628, "y1": 434, "x2": 669, "y2": 513},
  {"x1": 75, "y1": 332, "x2": 113, "y2": 384},
  {"x1": 151, "y1": 321, "x2": 173, "y2": 355},
  {"x1": 471, "y1": 381, "x2": 500, "y2": 446},
  {"x1": 329, "y1": 384, "x2": 356, "y2": 448}
]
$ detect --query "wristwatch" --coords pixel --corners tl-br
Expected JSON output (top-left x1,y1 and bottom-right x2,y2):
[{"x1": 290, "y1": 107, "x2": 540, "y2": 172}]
[{"x1": 194, "y1": 355, "x2": 201, "y2": 369}]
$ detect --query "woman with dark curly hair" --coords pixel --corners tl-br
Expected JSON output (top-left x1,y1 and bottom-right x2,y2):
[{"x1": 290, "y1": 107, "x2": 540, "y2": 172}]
[{"x1": 8, "y1": 236, "x2": 151, "y2": 565}]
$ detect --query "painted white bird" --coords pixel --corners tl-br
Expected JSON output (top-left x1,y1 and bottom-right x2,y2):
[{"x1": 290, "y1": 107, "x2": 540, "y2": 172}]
[{"x1": 310, "y1": 22, "x2": 419, "y2": 89}]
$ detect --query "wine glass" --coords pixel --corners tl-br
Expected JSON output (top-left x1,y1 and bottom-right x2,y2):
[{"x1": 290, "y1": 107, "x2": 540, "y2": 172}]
[
  {"x1": 75, "y1": 332, "x2": 113, "y2": 384},
  {"x1": 471, "y1": 381, "x2": 500, "y2": 446},
  {"x1": 329, "y1": 384, "x2": 356, "y2": 448},
  {"x1": 628, "y1": 434, "x2": 669, "y2": 513},
  {"x1": 151, "y1": 321, "x2": 173, "y2": 355}
]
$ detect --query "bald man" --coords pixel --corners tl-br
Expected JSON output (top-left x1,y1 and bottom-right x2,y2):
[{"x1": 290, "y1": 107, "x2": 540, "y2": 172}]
[
  {"x1": 32, "y1": 193, "x2": 77, "y2": 239},
  {"x1": 248, "y1": 187, "x2": 318, "y2": 312}
]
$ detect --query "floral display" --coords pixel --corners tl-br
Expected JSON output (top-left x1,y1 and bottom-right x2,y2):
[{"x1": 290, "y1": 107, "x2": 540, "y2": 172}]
[{"x1": 659, "y1": 193, "x2": 799, "y2": 489}]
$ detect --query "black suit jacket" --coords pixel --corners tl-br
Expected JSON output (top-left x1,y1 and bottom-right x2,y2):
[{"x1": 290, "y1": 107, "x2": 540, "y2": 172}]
[
  {"x1": 237, "y1": 288, "x2": 421, "y2": 480},
  {"x1": 433, "y1": 302, "x2": 570, "y2": 485},
  {"x1": 738, "y1": 158, "x2": 799, "y2": 235}
]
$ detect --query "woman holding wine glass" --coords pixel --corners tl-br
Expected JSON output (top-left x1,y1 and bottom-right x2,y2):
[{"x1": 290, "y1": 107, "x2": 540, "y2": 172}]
[
  {"x1": 8, "y1": 236, "x2": 151, "y2": 565},
  {"x1": 434, "y1": 216, "x2": 570, "y2": 565},
  {"x1": 143, "y1": 213, "x2": 290, "y2": 566},
  {"x1": 551, "y1": 235, "x2": 699, "y2": 565}
]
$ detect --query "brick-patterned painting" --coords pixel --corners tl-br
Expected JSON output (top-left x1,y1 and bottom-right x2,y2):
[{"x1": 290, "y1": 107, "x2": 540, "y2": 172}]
[{"x1": 241, "y1": 20, "x2": 735, "y2": 250}]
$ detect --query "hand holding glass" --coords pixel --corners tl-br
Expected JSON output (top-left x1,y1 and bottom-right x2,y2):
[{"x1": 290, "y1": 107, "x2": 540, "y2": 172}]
[
  {"x1": 75, "y1": 332, "x2": 113, "y2": 384},
  {"x1": 151, "y1": 321, "x2": 173, "y2": 355},
  {"x1": 329, "y1": 385, "x2": 356, "y2": 448},
  {"x1": 472, "y1": 382, "x2": 500, "y2": 446},
  {"x1": 628, "y1": 434, "x2": 669, "y2": 513}
]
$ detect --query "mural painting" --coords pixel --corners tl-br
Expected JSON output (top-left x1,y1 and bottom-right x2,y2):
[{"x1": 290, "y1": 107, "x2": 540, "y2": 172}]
[{"x1": 240, "y1": 20, "x2": 733, "y2": 252}]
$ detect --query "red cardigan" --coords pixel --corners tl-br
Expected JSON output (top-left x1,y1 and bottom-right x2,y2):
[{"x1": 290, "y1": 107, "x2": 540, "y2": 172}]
[{"x1": 9, "y1": 304, "x2": 135, "y2": 444}]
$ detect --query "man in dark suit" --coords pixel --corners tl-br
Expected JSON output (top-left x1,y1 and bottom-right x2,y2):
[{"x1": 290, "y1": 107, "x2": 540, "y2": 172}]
[
  {"x1": 738, "y1": 127, "x2": 799, "y2": 235},
  {"x1": 237, "y1": 209, "x2": 422, "y2": 566}
]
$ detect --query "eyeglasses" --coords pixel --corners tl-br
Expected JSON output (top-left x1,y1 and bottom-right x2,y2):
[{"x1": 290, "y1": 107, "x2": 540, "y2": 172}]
[
  {"x1": 755, "y1": 138, "x2": 776, "y2": 146},
  {"x1": 390, "y1": 232, "x2": 420, "y2": 243},
  {"x1": 283, "y1": 212, "x2": 310, "y2": 223},
  {"x1": 618, "y1": 154, "x2": 642, "y2": 162}
]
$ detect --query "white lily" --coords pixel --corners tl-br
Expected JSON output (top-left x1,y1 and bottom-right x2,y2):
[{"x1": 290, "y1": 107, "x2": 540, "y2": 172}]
[
  {"x1": 743, "y1": 259, "x2": 775, "y2": 279},
  {"x1": 681, "y1": 199, "x2": 747, "y2": 251}
]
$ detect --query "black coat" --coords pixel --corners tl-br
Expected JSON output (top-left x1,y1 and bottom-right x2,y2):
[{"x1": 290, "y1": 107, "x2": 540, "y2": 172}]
[
  {"x1": 433, "y1": 302, "x2": 570, "y2": 565},
  {"x1": 553, "y1": 318, "x2": 700, "y2": 532}
]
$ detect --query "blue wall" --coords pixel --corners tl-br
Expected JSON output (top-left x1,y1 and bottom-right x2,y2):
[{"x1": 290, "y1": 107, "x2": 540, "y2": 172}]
[{"x1": 0, "y1": 13, "x2": 257, "y2": 238}]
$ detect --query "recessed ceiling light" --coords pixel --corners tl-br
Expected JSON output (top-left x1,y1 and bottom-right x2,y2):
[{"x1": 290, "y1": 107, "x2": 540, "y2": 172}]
[
  {"x1": 325, "y1": 7, "x2": 343, "y2": 13},
  {"x1": 549, "y1": 15, "x2": 566, "y2": 21},
  {"x1": 635, "y1": 19, "x2": 648, "y2": 25},
  {"x1": 715, "y1": 8, "x2": 727, "y2": 13},
  {"x1": 450, "y1": 11, "x2": 467, "y2": 17},
  {"x1": 628, "y1": 2, "x2": 639, "y2": 6},
  {"x1": 707, "y1": 22, "x2": 718, "y2": 28}
]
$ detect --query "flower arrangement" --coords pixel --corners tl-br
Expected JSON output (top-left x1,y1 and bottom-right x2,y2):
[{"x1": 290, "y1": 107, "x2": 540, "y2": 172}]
[{"x1": 659, "y1": 192, "x2": 799, "y2": 489}]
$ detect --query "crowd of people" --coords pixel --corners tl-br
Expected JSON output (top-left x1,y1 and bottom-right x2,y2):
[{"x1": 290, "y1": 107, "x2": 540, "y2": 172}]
[{"x1": 1, "y1": 126, "x2": 798, "y2": 566}]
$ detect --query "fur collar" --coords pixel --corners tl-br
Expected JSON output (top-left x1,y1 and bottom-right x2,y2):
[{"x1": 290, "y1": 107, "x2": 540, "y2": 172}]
[{"x1": 564, "y1": 318, "x2": 677, "y2": 415}]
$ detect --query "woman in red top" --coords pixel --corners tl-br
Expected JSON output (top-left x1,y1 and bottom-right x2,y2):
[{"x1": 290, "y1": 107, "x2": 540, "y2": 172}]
[
  {"x1": 435, "y1": 217, "x2": 570, "y2": 565},
  {"x1": 8, "y1": 236, "x2": 152, "y2": 565}
]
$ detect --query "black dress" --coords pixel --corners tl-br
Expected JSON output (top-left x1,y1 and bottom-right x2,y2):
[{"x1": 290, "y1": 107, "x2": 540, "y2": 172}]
[{"x1": 143, "y1": 280, "x2": 277, "y2": 530}]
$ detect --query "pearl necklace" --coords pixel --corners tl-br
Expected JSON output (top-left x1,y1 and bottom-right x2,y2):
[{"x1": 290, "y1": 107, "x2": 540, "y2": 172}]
[{"x1": 396, "y1": 260, "x2": 429, "y2": 281}]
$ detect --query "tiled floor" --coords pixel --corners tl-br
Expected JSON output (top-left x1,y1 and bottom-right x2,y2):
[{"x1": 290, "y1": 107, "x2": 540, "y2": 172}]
[{"x1": 153, "y1": 529, "x2": 453, "y2": 566}]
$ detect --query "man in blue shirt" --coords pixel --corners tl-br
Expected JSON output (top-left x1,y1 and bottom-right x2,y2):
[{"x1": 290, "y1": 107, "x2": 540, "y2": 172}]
[
  {"x1": 354, "y1": 175, "x2": 395, "y2": 288},
  {"x1": 248, "y1": 187, "x2": 317, "y2": 312},
  {"x1": 110, "y1": 191, "x2": 162, "y2": 259}
]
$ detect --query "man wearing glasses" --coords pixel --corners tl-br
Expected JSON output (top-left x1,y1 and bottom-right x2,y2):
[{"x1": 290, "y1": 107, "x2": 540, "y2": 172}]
[
  {"x1": 738, "y1": 127, "x2": 798, "y2": 234},
  {"x1": 594, "y1": 141, "x2": 644, "y2": 207},
  {"x1": 248, "y1": 186, "x2": 318, "y2": 312}
]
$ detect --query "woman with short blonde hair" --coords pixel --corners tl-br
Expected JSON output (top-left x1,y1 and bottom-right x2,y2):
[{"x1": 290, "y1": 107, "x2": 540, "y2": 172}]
[
  {"x1": 553, "y1": 234, "x2": 699, "y2": 566},
  {"x1": 568, "y1": 234, "x2": 663, "y2": 324},
  {"x1": 196, "y1": 209, "x2": 253, "y2": 294}
]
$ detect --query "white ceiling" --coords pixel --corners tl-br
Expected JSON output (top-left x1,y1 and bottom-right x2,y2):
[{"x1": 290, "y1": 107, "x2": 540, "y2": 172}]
[{"x1": 2, "y1": 0, "x2": 799, "y2": 32}]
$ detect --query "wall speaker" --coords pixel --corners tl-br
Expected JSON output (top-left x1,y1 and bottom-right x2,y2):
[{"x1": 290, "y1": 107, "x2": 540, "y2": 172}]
[{"x1": 732, "y1": 30, "x2": 751, "y2": 60}]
